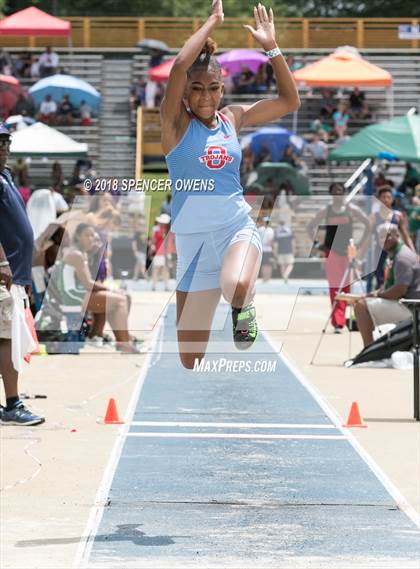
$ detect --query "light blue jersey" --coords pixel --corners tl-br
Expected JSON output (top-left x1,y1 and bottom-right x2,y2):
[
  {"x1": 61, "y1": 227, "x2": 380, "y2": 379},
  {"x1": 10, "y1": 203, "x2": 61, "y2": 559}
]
[{"x1": 166, "y1": 110, "x2": 251, "y2": 234}]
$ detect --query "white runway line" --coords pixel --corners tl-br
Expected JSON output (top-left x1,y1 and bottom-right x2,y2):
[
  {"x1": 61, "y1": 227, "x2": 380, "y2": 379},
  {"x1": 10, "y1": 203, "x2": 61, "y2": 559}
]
[
  {"x1": 262, "y1": 331, "x2": 420, "y2": 530},
  {"x1": 130, "y1": 421, "x2": 338, "y2": 429},
  {"x1": 127, "y1": 432, "x2": 346, "y2": 440},
  {"x1": 72, "y1": 316, "x2": 166, "y2": 569}
]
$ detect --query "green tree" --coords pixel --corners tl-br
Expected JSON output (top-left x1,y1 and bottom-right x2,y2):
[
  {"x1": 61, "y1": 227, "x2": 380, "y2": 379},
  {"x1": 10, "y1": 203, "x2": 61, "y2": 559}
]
[{"x1": 4, "y1": 0, "x2": 420, "y2": 17}]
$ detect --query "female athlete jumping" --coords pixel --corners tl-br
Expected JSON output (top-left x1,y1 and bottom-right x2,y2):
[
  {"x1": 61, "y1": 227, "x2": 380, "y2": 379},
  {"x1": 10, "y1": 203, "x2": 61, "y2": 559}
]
[{"x1": 161, "y1": 0, "x2": 300, "y2": 368}]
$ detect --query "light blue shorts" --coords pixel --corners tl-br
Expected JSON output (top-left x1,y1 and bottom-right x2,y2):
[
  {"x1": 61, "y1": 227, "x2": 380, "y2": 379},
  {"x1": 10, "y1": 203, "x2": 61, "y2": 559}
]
[{"x1": 175, "y1": 215, "x2": 262, "y2": 292}]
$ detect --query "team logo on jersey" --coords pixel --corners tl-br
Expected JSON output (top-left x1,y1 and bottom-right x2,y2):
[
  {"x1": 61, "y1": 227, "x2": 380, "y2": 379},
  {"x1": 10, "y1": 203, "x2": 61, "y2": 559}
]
[{"x1": 199, "y1": 145, "x2": 234, "y2": 169}]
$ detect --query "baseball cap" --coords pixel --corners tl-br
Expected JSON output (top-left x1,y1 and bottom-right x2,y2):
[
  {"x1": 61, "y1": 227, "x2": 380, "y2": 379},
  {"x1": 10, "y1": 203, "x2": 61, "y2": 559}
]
[
  {"x1": 0, "y1": 123, "x2": 11, "y2": 137},
  {"x1": 156, "y1": 213, "x2": 171, "y2": 224}
]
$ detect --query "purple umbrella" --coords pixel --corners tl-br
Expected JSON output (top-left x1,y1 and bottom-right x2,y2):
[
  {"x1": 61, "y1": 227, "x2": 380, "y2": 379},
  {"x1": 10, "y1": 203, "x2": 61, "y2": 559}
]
[{"x1": 217, "y1": 49, "x2": 268, "y2": 75}]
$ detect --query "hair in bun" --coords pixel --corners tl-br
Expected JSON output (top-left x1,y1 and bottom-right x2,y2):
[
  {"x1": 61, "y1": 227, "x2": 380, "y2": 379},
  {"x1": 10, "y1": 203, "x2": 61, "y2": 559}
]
[{"x1": 187, "y1": 37, "x2": 221, "y2": 78}]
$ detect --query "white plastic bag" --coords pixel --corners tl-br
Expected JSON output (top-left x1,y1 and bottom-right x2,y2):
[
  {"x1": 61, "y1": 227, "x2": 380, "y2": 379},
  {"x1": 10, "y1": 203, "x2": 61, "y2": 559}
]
[{"x1": 391, "y1": 351, "x2": 413, "y2": 370}]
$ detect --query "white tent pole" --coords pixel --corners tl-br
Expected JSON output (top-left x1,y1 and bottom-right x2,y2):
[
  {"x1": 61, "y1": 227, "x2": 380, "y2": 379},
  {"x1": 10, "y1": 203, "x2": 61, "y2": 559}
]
[
  {"x1": 390, "y1": 85, "x2": 394, "y2": 119},
  {"x1": 292, "y1": 110, "x2": 298, "y2": 133}
]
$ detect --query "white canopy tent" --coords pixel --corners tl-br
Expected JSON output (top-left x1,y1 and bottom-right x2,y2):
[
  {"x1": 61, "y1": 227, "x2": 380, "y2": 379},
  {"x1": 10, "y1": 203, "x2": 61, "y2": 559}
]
[{"x1": 10, "y1": 122, "x2": 88, "y2": 158}]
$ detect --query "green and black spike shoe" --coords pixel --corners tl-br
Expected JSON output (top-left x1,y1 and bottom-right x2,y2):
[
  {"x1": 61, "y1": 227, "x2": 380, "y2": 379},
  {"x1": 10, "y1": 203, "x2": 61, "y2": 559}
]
[{"x1": 232, "y1": 302, "x2": 258, "y2": 350}]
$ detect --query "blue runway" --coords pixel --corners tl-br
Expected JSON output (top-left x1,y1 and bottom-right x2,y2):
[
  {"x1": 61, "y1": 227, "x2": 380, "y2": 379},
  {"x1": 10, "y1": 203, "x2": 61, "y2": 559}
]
[{"x1": 83, "y1": 304, "x2": 420, "y2": 568}]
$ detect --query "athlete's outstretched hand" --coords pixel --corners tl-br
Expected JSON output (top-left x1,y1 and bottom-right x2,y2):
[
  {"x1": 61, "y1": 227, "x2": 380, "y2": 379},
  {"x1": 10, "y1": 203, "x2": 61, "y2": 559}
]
[
  {"x1": 244, "y1": 3, "x2": 276, "y2": 50},
  {"x1": 210, "y1": 0, "x2": 224, "y2": 25}
]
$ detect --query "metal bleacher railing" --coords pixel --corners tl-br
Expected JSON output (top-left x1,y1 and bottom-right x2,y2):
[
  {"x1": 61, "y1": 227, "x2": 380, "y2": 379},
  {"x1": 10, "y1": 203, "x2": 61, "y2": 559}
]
[{"x1": 0, "y1": 17, "x2": 419, "y2": 50}]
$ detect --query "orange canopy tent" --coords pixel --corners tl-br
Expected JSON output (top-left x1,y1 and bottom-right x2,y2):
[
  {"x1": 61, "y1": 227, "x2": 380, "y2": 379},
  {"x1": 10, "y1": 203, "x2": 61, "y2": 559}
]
[
  {"x1": 292, "y1": 49, "x2": 394, "y2": 127},
  {"x1": 0, "y1": 7, "x2": 71, "y2": 46},
  {"x1": 293, "y1": 51, "x2": 392, "y2": 88}
]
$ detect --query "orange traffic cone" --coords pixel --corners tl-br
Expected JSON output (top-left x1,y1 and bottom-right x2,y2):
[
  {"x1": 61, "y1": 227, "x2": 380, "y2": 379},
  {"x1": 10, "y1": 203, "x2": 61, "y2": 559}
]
[
  {"x1": 104, "y1": 398, "x2": 124, "y2": 424},
  {"x1": 343, "y1": 401, "x2": 367, "y2": 428}
]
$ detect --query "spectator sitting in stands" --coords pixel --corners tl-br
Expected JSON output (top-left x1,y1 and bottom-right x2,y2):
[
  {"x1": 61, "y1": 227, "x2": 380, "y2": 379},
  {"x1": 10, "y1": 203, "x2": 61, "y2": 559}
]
[
  {"x1": 80, "y1": 100, "x2": 93, "y2": 126},
  {"x1": 348, "y1": 87, "x2": 370, "y2": 119},
  {"x1": 38, "y1": 47, "x2": 59, "y2": 77},
  {"x1": 320, "y1": 89, "x2": 336, "y2": 119},
  {"x1": 29, "y1": 56, "x2": 40, "y2": 79},
  {"x1": 309, "y1": 117, "x2": 331, "y2": 143},
  {"x1": 0, "y1": 49, "x2": 12, "y2": 75},
  {"x1": 57, "y1": 95, "x2": 74, "y2": 126},
  {"x1": 306, "y1": 133, "x2": 328, "y2": 165},
  {"x1": 13, "y1": 91, "x2": 36, "y2": 118},
  {"x1": 234, "y1": 64, "x2": 256, "y2": 94},
  {"x1": 13, "y1": 51, "x2": 31, "y2": 78},
  {"x1": 333, "y1": 101, "x2": 350, "y2": 140},
  {"x1": 37, "y1": 94, "x2": 57, "y2": 125},
  {"x1": 354, "y1": 224, "x2": 420, "y2": 347},
  {"x1": 253, "y1": 63, "x2": 268, "y2": 93}
]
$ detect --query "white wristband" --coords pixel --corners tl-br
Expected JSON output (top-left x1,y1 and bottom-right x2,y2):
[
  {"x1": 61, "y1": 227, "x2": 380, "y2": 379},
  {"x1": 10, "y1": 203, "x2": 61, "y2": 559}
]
[
  {"x1": 0, "y1": 260, "x2": 10, "y2": 267},
  {"x1": 265, "y1": 47, "x2": 281, "y2": 59}
]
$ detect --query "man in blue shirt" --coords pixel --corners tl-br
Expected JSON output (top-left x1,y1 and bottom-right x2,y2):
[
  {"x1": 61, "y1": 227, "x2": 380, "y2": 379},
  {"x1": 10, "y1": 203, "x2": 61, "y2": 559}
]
[{"x1": 0, "y1": 124, "x2": 45, "y2": 425}]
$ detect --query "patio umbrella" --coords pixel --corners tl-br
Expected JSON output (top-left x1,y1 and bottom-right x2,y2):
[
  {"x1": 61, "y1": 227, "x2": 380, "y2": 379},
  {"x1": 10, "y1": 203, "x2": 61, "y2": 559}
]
[
  {"x1": 29, "y1": 74, "x2": 100, "y2": 111},
  {"x1": 217, "y1": 49, "x2": 268, "y2": 75},
  {"x1": 137, "y1": 39, "x2": 170, "y2": 53},
  {"x1": 149, "y1": 58, "x2": 228, "y2": 82},
  {"x1": 241, "y1": 126, "x2": 304, "y2": 161},
  {"x1": 347, "y1": 318, "x2": 414, "y2": 366},
  {"x1": 0, "y1": 74, "x2": 23, "y2": 114}
]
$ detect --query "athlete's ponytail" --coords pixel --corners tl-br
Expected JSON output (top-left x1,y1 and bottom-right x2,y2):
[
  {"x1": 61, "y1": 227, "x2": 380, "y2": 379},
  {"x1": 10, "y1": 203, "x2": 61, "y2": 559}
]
[{"x1": 187, "y1": 37, "x2": 222, "y2": 79}]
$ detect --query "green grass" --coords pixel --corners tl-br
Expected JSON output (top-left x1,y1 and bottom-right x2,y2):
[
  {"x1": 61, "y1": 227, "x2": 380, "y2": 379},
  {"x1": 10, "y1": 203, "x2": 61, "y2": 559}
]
[{"x1": 142, "y1": 172, "x2": 170, "y2": 235}]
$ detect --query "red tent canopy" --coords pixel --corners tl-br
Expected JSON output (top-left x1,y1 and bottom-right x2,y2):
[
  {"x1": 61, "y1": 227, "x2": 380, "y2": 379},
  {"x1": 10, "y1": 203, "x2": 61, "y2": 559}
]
[
  {"x1": 0, "y1": 7, "x2": 71, "y2": 37},
  {"x1": 149, "y1": 58, "x2": 228, "y2": 82}
]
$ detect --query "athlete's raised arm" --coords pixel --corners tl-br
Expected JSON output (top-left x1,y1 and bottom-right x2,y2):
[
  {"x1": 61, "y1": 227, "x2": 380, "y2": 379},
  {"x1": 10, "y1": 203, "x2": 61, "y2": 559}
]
[
  {"x1": 222, "y1": 4, "x2": 300, "y2": 132},
  {"x1": 160, "y1": 0, "x2": 224, "y2": 133}
]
